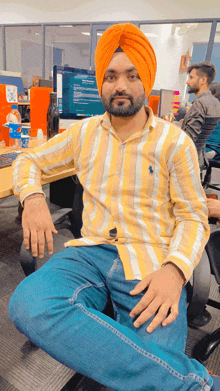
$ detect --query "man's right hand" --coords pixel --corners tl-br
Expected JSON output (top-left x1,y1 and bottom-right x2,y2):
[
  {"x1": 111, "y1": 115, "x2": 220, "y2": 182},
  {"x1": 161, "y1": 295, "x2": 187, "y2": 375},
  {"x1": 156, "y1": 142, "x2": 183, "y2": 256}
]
[{"x1": 22, "y1": 194, "x2": 58, "y2": 258}]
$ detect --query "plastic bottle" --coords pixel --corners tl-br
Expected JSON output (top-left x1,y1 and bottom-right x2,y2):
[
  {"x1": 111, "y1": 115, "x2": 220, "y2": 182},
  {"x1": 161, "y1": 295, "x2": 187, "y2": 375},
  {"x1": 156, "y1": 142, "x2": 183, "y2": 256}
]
[
  {"x1": 47, "y1": 92, "x2": 59, "y2": 140},
  {"x1": 6, "y1": 104, "x2": 22, "y2": 147},
  {"x1": 6, "y1": 104, "x2": 21, "y2": 124}
]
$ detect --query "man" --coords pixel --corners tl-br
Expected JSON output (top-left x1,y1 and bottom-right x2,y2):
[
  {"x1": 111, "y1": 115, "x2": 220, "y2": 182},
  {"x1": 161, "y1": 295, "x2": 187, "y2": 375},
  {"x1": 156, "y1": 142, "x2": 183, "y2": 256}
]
[
  {"x1": 182, "y1": 62, "x2": 220, "y2": 144},
  {"x1": 9, "y1": 24, "x2": 218, "y2": 390}
]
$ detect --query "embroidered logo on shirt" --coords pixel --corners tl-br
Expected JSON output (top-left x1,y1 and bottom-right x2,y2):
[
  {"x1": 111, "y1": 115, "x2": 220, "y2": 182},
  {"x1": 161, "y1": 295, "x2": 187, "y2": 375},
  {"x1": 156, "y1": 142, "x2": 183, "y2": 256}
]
[{"x1": 149, "y1": 166, "x2": 153, "y2": 174}]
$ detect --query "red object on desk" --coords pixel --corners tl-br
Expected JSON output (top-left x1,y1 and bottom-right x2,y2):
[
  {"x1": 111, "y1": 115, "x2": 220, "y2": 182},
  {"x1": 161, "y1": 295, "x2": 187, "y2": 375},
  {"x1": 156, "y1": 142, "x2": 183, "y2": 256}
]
[
  {"x1": 30, "y1": 87, "x2": 53, "y2": 137},
  {"x1": 149, "y1": 95, "x2": 160, "y2": 115}
]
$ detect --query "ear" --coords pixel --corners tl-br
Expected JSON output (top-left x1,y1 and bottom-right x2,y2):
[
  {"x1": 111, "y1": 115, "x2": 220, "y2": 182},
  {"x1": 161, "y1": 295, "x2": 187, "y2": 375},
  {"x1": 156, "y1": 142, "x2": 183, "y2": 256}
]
[{"x1": 200, "y1": 75, "x2": 208, "y2": 86}]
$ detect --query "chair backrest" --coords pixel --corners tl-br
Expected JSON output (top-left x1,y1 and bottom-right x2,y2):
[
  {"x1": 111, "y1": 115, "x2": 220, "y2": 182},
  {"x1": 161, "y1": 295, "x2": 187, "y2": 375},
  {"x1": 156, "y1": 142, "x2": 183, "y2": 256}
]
[{"x1": 196, "y1": 116, "x2": 220, "y2": 169}]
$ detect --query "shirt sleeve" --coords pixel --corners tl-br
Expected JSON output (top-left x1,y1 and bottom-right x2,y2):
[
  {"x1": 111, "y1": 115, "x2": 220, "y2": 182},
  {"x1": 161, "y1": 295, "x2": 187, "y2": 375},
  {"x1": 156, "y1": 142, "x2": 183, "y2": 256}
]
[
  {"x1": 165, "y1": 136, "x2": 210, "y2": 282},
  {"x1": 181, "y1": 100, "x2": 206, "y2": 143},
  {"x1": 12, "y1": 123, "x2": 80, "y2": 204}
]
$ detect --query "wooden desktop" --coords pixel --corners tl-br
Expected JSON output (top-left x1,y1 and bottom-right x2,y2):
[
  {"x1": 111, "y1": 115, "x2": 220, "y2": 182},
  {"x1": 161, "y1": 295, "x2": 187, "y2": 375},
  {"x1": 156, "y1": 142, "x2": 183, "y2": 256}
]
[{"x1": 0, "y1": 146, "x2": 75, "y2": 199}]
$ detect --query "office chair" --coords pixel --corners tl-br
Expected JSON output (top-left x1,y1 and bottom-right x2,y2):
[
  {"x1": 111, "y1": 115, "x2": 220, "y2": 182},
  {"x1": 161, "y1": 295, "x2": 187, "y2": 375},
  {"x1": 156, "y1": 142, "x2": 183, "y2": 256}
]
[
  {"x1": 195, "y1": 116, "x2": 220, "y2": 171},
  {"x1": 202, "y1": 142, "x2": 220, "y2": 192},
  {"x1": 190, "y1": 227, "x2": 220, "y2": 362}
]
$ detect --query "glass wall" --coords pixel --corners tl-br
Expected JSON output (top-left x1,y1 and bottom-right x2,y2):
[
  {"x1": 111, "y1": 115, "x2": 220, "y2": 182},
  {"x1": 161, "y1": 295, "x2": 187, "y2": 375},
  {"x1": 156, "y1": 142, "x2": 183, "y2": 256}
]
[
  {"x1": 5, "y1": 25, "x2": 43, "y2": 90},
  {"x1": 1, "y1": 20, "x2": 220, "y2": 99},
  {"x1": 45, "y1": 24, "x2": 91, "y2": 80},
  {"x1": 140, "y1": 22, "x2": 212, "y2": 105},
  {"x1": 211, "y1": 22, "x2": 220, "y2": 83}
]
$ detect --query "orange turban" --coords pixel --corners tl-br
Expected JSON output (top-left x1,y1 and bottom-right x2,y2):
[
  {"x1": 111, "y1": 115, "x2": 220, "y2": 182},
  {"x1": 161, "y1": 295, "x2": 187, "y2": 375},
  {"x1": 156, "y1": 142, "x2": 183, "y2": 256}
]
[{"x1": 95, "y1": 23, "x2": 157, "y2": 98}]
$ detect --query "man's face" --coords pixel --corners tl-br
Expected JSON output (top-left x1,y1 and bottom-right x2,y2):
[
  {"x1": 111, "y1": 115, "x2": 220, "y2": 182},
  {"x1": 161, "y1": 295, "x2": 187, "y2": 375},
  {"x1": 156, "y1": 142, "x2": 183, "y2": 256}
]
[
  {"x1": 101, "y1": 52, "x2": 145, "y2": 117},
  {"x1": 186, "y1": 68, "x2": 202, "y2": 94}
]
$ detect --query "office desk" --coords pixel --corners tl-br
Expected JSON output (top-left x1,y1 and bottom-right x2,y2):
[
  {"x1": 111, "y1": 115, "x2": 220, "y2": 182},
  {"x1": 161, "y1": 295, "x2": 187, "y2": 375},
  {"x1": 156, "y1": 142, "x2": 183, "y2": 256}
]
[{"x1": 0, "y1": 147, "x2": 75, "y2": 199}]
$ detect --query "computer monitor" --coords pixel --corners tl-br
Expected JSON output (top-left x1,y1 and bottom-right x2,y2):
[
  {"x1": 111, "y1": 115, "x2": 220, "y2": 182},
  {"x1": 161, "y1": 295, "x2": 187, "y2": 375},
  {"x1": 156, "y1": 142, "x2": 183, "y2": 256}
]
[
  {"x1": 39, "y1": 78, "x2": 53, "y2": 88},
  {"x1": 53, "y1": 65, "x2": 104, "y2": 119},
  {"x1": 0, "y1": 75, "x2": 25, "y2": 95},
  {"x1": 158, "y1": 89, "x2": 175, "y2": 118}
]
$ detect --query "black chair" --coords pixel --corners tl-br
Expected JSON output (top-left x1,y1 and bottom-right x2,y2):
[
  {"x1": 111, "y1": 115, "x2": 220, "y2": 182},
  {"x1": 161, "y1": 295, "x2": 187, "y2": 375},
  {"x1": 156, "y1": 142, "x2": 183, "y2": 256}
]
[
  {"x1": 189, "y1": 227, "x2": 220, "y2": 362},
  {"x1": 195, "y1": 116, "x2": 220, "y2": 171},
  {"x1": 203, "y1": 142, "x2": 220, "y2": 192}
]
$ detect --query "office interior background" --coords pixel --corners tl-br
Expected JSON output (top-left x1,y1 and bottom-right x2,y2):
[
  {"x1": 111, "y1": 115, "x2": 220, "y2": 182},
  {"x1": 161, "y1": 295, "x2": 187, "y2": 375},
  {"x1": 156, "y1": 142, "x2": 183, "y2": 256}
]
[
  {"x1": 0, "y1": 2, "x2": 220, "y2": 391},
  {"x1": 0, "y1": 0, "x2": 220, "y2": 107}
]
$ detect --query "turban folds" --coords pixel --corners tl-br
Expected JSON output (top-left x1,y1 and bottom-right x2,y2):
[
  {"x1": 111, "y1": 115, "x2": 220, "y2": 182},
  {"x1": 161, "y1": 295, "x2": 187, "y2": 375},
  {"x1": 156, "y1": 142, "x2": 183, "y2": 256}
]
[{"x1": 95, "y1": 23, "x2": 157, "y2": 98}]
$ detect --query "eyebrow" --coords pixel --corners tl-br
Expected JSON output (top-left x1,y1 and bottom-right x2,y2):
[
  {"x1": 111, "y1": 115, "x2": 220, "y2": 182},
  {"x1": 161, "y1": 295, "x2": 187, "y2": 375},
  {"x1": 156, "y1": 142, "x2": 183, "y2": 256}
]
[{"x1": 105, "y1": 66, "x2": 137, "y2": 74}]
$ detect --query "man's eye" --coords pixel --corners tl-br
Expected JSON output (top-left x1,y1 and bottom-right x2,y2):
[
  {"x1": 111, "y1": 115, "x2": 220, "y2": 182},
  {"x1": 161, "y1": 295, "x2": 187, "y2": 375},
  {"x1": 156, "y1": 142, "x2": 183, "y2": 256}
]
[
  {"x1": 129, "y1": 74, "x2": 138, "y2": 80},
  {"x1": 107, "y1": 75, "x2": 115, "y2": 80}
]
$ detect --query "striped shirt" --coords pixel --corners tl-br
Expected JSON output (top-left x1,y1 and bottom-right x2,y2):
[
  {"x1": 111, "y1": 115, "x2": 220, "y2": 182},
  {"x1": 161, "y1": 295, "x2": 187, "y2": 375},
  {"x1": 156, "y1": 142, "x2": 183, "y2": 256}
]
[{"x1": 13, "y1": 107, "x2": 210, "y2": 282}]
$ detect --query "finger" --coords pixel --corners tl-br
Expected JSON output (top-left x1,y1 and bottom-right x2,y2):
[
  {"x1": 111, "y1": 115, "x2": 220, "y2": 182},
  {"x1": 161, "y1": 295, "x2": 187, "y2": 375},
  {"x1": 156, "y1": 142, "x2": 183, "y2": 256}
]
[
  {"x1": 130, "y1": 275, "x2": 151, "y2": 295},
  {"x1": 30, "y1": 229, "x2": 38, "y2": 257},
  {"x1": 45, "y1": 229, "x2": 54, "y2": 255},
  {"x1": 37, "y1": 230, "x2": 45, "y2": 259},
  {"x1": 162, "y1": 304, "x2": 179, "y2": 327},
  {"x1": 130, "y1": 290, "x2": 155, "y2": 319},
  {"x1": 23, "y1": 228, "x2": 30, "y2": 250},
  {"x1": 51, "y1": 223, "x2": 58, "y2": 234},
  {"x1": 133, "y1": 297, "x2": 162, "y2": 328},
  {"x1": 146, "y1": 302, "x2": 171, "y2": 333}
]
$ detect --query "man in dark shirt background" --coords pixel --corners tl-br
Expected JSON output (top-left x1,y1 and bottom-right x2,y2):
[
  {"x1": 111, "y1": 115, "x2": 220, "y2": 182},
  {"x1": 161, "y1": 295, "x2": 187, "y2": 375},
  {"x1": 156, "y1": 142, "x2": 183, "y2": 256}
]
[{"x1": 182, "y1": 62, "x2": 220, "y2": 143}]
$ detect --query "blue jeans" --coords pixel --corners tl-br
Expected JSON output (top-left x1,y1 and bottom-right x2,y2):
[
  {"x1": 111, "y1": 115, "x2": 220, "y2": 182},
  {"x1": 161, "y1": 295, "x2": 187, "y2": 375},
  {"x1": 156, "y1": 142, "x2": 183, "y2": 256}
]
[{"x1": 9, "y1": 245, "x2": 213, "y2": 391}]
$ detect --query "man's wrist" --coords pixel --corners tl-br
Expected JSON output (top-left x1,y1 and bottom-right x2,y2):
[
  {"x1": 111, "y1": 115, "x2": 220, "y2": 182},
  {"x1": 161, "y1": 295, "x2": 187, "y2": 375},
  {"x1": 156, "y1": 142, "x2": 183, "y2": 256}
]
[
  {"x1": 162, "y1": 262, "x2": 186, "y2": 286},
  {"x1": 23, "y1": 193, "x2": 45, "y2": 205}
]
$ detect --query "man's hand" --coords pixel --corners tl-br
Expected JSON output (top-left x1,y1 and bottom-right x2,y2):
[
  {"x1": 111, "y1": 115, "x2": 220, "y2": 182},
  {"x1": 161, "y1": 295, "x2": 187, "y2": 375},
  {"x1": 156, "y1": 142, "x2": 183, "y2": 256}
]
[
  {"x1": 22, "y1": 194, "x2": 58, "y2": 258},
  {"x1": 207, "y1": 198, "x2": 220, "y2": 224},
  {"x1": 129, "y1": 263, "x2": 185, "y2": 333}
]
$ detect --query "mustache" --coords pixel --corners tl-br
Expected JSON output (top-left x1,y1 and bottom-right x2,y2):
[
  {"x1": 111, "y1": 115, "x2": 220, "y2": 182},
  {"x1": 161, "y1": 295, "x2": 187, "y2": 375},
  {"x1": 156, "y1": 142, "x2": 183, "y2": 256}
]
[{"x1": 110, "y1": 91, "x2": 133, "y2": 103}]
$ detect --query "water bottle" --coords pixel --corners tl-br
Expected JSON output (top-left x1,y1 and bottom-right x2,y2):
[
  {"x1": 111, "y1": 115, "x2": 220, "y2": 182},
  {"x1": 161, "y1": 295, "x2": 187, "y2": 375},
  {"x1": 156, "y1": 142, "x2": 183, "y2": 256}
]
[
  {"x1": 6, "y1": 104, "x2": 21, "y2": 124},
  {"x1": 6, "y1": 104, "x2": 22, "y2": 147},
  {"x1": 47, "y1": 92, "x2": 59, "y2": 139}
]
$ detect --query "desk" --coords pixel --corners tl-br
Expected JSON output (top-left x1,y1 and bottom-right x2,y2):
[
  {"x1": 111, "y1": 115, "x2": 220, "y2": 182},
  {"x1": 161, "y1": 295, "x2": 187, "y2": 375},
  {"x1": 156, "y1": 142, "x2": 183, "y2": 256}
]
[{"x1": 0, "y1": 147, "x2": 75, "y2": 199}]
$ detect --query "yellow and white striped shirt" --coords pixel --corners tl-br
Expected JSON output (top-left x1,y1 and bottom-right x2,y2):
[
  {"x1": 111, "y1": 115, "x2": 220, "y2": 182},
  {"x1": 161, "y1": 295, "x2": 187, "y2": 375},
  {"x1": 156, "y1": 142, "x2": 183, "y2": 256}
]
[{"x1": 13, "y1": 107, "x2": 210, "y2": 282}]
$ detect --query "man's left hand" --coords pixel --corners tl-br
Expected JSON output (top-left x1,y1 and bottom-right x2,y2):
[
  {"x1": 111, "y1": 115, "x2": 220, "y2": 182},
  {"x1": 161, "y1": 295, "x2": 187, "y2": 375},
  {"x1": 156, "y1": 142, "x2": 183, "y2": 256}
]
[{"x1": 129, "y1": 263, "x2": 185, "y2": 333}]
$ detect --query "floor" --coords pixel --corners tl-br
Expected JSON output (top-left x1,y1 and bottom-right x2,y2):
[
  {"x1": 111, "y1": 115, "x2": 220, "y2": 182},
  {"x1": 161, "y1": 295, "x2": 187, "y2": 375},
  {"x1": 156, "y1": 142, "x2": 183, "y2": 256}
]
[{"x1": 0, "y1": 178, "x2": 220, "y2": 391}]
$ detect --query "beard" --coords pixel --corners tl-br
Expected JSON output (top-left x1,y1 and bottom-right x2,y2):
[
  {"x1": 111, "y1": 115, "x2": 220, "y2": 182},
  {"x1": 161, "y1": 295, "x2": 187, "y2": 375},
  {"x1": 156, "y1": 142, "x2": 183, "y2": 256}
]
[
  {"x1": 187, "y1": 86, "x2": 200, "y2": 94},
  {"x1": 101, "y1": 91, "x2": 145, "y2": 117}
]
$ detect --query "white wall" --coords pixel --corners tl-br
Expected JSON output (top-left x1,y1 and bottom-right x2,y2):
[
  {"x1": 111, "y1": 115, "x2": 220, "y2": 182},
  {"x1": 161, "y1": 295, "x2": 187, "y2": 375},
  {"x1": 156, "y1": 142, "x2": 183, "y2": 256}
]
[{"x1": 0, "y1": 0, "x2": 220, "y2": 25}]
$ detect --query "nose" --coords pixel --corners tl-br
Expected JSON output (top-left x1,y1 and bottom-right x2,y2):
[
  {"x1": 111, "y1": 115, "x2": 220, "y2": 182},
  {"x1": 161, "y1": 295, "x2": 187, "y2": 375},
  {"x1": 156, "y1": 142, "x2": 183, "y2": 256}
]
[{"x1": 115, "y1": 75, "x2": 128, "y2": 92}]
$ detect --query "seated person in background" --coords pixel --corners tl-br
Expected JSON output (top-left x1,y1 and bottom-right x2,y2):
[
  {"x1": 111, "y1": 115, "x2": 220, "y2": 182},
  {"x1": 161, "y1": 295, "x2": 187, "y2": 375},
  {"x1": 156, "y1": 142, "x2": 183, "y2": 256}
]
[
  {"x1": 206, "y1": 82, "x2": 220, "y2": 159},
  {"x1": 9, "y1": 23, "x2": 218, "y2": 391},
  {"x1": 182, "y1": 62, "x2": 220, "y2": 144},
  {"x1": 207, "y1": 197, "x2": 220, "y2": 224}
]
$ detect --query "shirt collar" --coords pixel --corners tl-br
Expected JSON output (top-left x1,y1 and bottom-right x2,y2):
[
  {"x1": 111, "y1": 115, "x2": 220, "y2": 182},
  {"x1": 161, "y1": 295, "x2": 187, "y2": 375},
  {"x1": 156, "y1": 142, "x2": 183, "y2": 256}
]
[
  {"x1": 193, "y1": 90, "x2": 211, "y2": 102},
  {"x1": 101, "y1": 106, "x2": 157, "y2": 133}
]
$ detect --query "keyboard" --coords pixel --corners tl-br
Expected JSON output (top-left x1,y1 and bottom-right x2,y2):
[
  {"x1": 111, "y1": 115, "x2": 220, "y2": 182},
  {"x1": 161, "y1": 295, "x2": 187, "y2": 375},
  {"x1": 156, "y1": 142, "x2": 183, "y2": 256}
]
[{"x1": 0, "y1": 151, "x2": 22, "y2": 168}]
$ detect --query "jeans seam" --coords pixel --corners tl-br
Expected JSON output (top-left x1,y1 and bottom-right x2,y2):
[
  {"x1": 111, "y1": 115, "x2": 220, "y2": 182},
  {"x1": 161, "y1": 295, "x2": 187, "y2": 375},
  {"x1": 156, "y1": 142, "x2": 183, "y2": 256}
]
[
  {"x1": 77, "y1": 302, "x2": 206, "y2": 386},
  {"x1": 69, "y1": 282, "x2": 105, "y2": 304}
]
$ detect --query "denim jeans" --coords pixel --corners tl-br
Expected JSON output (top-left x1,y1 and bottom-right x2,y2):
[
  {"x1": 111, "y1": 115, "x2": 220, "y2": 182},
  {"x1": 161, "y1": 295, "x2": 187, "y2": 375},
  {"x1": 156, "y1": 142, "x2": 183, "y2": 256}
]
[{"x1": 9, "y1": 245, "x2": 213, "y2": 391}]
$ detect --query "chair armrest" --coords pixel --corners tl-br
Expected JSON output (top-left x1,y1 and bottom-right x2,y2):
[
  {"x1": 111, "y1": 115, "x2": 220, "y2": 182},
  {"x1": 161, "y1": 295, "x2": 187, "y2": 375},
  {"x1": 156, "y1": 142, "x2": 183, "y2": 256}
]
[{"x1": 187, "y1": 249, "x2": 211, "y2": 320}]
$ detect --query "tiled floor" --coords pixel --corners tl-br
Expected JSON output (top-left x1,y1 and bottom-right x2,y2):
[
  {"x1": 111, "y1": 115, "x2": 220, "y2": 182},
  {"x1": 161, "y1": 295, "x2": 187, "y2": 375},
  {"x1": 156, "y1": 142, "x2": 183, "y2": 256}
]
[{"x1": 0, "y1": 179, "x2": 220, "y2": 390}]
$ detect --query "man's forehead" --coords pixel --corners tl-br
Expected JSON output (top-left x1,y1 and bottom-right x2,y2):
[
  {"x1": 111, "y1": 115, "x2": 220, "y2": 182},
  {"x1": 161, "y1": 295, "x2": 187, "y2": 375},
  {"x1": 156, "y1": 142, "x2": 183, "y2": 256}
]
[{"x1": 106, "y1": 52, "x2": 137, "y2": 71}]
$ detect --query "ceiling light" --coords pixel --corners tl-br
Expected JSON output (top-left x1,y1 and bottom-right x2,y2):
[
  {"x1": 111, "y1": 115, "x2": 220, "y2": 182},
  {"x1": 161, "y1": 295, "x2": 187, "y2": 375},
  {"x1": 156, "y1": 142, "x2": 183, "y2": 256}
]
[
  {"x1": 58, "y1": 25, "x2": 73, "y2": 28},
  {"x1": 81, "y1": 32, "x2": 90, "y2": 35}
]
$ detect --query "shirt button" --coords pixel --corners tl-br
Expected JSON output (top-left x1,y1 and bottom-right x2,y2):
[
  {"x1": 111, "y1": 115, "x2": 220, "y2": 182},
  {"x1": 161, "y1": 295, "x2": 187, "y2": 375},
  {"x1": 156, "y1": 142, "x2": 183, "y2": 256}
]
[
  {"x1": 112, "y1": 197, "x2": 115, "y2": 201},
  {"x1": 115, "y1": 171, "x2": 119, "y2": 175},
  {"x1": 114, "y1": 221, "x2": 118, "y2": 225}
]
